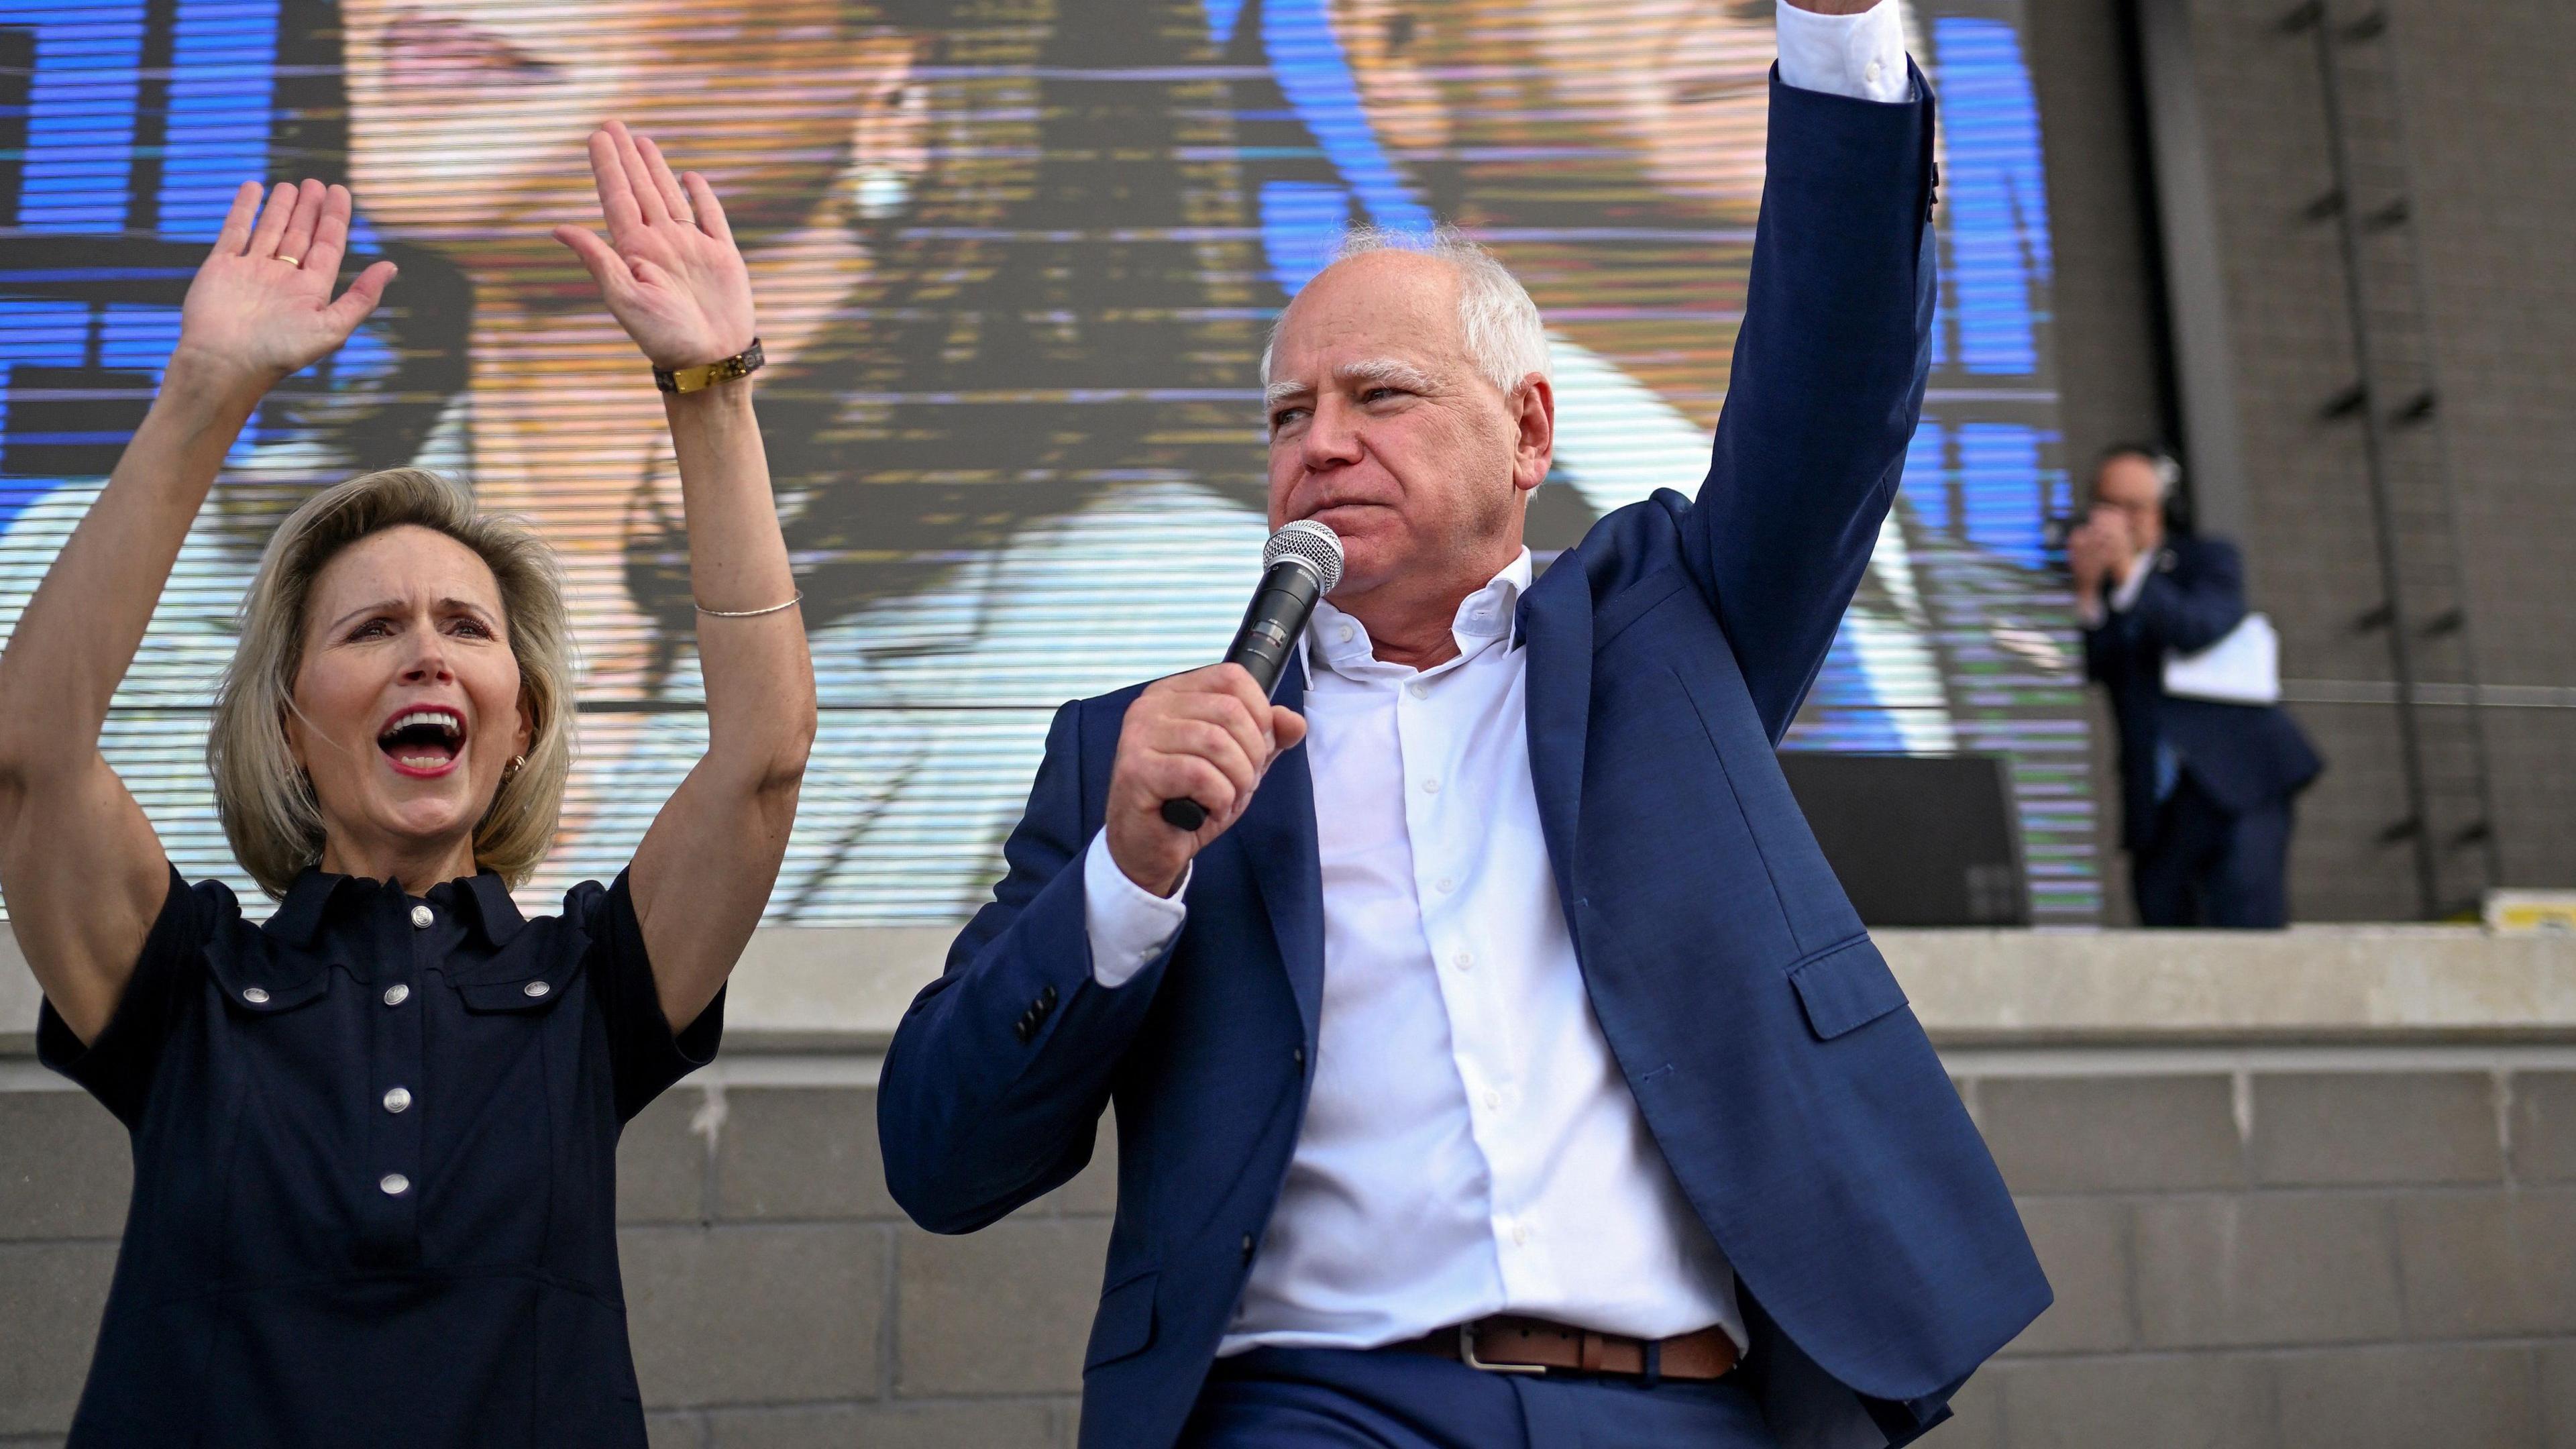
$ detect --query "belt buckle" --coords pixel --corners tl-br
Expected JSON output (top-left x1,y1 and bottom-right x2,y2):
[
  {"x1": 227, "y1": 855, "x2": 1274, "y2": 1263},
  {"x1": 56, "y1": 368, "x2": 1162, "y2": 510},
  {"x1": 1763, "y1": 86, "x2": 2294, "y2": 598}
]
[{"x1": 1458, "y1": 1322, "x2": 1546, "y2": 1375}]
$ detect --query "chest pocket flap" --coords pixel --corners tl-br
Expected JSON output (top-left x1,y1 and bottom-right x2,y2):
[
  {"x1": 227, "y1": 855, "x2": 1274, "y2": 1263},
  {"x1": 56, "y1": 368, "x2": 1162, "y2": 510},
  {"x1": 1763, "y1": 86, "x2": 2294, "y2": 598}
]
[
  {"x1": 207, "y1": 939, "x2": 333, "y2": 1016},
  {"x1": 453, "y1": 939, "x2": 586, "y2": 1014},
  {"x1": 1786, "y1": 936, "x2": 1909, "y2": 1040},
  {"x1": 455, "y1": 964, "x2": 581, "y2": 1014}
]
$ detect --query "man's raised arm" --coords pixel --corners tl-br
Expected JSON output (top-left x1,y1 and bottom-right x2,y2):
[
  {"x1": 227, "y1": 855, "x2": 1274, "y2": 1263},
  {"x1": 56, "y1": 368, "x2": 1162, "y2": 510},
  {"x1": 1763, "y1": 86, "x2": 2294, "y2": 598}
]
[{"x1": 1683, "y1": 0, "x2": 1939, "y2": 741}]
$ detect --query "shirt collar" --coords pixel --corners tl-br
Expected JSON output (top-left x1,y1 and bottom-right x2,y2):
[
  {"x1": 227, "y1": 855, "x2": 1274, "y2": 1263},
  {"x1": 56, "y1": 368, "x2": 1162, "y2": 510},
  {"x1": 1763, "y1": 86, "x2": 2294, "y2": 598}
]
[
  {"x1": 266, "y1": 866, "x2": 527, "y2": 949},
  {"x1": 1306, "y1": 549, "x2": 1532, "y2": 680}
]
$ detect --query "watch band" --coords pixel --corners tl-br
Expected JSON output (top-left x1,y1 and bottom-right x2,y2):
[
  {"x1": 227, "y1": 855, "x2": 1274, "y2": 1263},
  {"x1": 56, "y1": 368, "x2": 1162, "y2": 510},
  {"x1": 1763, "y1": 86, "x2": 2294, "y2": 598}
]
[{"x1": 654, "y1": 337, "x2": 765, "y2": 394}]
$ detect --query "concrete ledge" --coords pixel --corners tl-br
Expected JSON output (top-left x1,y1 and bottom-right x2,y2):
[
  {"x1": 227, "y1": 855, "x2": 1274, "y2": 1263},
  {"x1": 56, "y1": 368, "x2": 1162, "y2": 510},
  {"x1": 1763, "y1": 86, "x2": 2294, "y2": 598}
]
[{"x1": 7, "y1": 921, "x2": 2576, "y2": 1055}]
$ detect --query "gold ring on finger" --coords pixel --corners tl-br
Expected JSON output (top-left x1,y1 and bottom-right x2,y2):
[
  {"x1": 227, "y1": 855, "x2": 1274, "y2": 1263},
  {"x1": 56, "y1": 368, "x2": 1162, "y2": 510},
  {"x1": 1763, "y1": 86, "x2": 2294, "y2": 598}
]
[{"x1": 275, "y1": 254, "x2": 301, "y2": 267}]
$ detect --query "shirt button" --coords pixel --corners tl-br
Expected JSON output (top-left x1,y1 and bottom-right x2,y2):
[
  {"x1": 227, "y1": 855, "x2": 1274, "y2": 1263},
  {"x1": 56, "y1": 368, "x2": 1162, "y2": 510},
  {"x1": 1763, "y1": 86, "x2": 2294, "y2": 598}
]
[
  {"x1": 1436, "y1": 877, "x2": 1455, "y2": 894},
  {"x1": 382, "y1": 1086, "x2": 413, "y2": 1114},
  {"x1": 380, "y1": 1173, "x2": 411, "y2": 1196},
  {"x1": 1421, "y1": 777, "x2": 1440, "y2": 794},
  {"x1": 409, "y1": 904, "x2": 433, "y2": 930},
  {"x1": 1407, "y1": 682, "x2": 1428, "y2": 700},
  {"x1": 523, "y1": 980, "x2": 551, "y2": 998},
  {"x1": 1336, "y1": 624, "x2": 1354, "y2": 643},
  {"x1": 1866, "y1": 58, "x2": 1886, "y2": 84},
  {"x1": 382, "y1": 983, "x2": 410, "y2": 1008},
  {"x1": 240, "y1": 987, "x2": 270, "y2": 1004},
  {"x1": 1293, "y1": 1046, "x2": 1305, "y2": 1067},
  {"x1": 1484, "y1": 1089, "x2": 1501, "y2": 1110},
  {"x1": 1241, "y1": 1234, "x2": 1256, "y2": 1258},
  {"x1": 1512, "y1": 1223, "x2": 1530, "y2": 1246},
  {"x1": 1452, "y1": 951, "x2": 1472, "y2": 971}
]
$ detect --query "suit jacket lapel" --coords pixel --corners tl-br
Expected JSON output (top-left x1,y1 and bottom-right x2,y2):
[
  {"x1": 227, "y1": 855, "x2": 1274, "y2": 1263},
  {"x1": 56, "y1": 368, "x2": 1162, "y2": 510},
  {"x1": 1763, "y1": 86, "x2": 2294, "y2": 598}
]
[
  {"x1": 1232, "y1": 655, "x2": 1326, "y2": 1047},
  {"x1": 1518, "y1": 557, "x2": 1594, "y2": 924}
]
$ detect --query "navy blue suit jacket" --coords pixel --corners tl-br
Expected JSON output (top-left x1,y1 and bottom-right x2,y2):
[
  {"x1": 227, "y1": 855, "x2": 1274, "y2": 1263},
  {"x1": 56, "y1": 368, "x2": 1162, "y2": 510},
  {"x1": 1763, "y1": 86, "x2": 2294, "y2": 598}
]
[
  {"x1": 879, "y1": 71, "x2": 2048, "y2": 1449},
  {"x1": 2082, "y1": 535, "x2": 2324, "y2": 851}
]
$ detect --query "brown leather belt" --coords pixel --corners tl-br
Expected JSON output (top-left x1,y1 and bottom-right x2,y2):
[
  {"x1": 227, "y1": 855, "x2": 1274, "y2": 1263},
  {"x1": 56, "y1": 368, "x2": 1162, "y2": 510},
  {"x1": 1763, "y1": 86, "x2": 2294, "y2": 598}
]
[{"x1": 1385, "y1": 1316, "x2": 1739, "y2": 1381}]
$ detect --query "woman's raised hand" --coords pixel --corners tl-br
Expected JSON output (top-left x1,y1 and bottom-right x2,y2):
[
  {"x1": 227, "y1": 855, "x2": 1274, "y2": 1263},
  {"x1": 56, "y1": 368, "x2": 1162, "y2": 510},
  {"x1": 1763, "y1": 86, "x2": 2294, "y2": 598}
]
[
  {"x1": 178, "y1": 180, "x2": 398, "y2": 388},
  {"x1": 554, "y1": 122, "x2": 757, "y2": 372}
]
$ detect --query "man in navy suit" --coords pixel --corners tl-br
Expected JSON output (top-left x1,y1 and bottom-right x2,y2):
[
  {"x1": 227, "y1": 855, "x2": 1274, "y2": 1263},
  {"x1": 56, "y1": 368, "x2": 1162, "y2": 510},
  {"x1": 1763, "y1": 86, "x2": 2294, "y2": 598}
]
[
  {"x1": 879, "y1": 4, "x2": 2049, "y2": 1444},
  {"x1": 2072, "y1": 446, "x2": 2324, "y2": 928}
]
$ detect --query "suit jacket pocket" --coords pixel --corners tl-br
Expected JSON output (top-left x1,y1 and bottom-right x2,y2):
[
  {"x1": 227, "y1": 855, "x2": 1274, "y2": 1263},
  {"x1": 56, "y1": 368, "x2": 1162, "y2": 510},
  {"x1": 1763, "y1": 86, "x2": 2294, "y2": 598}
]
[
  {"x1": 1786, "y1": 936, "x2": 1909, "y2": 1040},
  {"x1": 1083, "y1": 1269, "x2": 1159, "y2": 1371}
]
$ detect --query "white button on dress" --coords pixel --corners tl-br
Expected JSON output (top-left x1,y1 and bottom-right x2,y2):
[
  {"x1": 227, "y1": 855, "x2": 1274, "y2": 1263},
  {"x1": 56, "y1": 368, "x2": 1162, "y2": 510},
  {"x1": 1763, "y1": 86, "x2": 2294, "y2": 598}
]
[
  {"x1": 409, "y1": 904, "x2": 433, "y2": 930},
  {"x1": 382, "y1": 983, "x2": 409, "y2": 1007},
  {"x1": 382, "y1": 1086, "x2": 412, "y2": 1114},
  {"x1": 241, "y1": 987, "x2": 269, "y2": 1004},
  {"x1": 379, "y1": 1173, "x2": 410, "y2": 1196}
]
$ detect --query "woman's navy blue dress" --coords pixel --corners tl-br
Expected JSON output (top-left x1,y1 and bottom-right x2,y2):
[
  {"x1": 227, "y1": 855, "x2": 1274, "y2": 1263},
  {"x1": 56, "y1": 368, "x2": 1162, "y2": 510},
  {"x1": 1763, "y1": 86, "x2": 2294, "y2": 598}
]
[{"x1": 38, "y1": 863, "x2": 720, "y2": 1448}]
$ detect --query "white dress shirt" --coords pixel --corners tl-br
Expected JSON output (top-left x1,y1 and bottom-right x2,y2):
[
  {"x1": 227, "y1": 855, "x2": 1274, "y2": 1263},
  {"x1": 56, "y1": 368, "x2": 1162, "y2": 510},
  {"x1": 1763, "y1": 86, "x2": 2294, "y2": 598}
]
[{"x1": 1078, "y1": 0, "x2": 1915, "y2": 1357}]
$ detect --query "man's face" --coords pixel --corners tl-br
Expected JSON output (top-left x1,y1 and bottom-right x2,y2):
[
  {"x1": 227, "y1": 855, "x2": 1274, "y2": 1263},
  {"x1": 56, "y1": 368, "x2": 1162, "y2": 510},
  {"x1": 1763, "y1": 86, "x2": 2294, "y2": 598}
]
[
  {"x1": 1263, "y1": 252, "x2": 1541, "y2": 600},
  {"x1": 2090, "y1": 453, "x2": 2167, "y2": 557}
]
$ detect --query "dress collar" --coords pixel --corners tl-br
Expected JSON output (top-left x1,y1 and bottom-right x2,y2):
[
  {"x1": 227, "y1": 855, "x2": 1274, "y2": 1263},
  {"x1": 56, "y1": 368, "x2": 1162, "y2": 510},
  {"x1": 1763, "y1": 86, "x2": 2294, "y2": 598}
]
[{"x1": 267, "y1": 865, "x2": 527, "y2": 949}]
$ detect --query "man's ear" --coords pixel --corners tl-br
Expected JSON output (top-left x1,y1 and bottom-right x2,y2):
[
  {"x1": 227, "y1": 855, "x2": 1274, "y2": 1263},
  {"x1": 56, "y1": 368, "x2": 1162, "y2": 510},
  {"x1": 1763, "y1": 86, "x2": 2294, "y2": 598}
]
[
  {"x1": 1510, "y1": 374, "x2": 1555, "y2": 494},
  {"x1": 1328, "y1": 0, "x2": 1452, "y2": 156}
]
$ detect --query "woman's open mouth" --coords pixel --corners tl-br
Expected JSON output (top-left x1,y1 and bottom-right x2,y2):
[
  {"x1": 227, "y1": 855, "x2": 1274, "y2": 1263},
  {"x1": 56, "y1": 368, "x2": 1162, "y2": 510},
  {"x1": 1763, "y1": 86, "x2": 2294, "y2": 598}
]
[{"x1": 378, "y1": 705, "x2": 468, "y2": 779}]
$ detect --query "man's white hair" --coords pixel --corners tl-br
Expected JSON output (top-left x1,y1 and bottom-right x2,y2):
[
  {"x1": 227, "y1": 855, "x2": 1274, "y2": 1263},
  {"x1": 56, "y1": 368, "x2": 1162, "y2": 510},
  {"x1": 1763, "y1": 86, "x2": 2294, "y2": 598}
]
[{"x1": 1260, "y1": 224, "x2": 1552, "y2": 398}]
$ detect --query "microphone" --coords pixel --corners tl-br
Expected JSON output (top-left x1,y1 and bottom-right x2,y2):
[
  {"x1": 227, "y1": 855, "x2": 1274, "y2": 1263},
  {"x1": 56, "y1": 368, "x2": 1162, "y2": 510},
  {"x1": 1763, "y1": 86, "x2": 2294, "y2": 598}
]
[{"x1": 1161, "y1": 520, "x2": 1346, "y2": 831}]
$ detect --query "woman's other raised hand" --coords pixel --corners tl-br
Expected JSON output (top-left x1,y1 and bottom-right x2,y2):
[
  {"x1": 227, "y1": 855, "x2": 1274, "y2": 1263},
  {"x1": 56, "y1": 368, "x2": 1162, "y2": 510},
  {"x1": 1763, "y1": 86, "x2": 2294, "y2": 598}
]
[
  {"x1": 553, "y1": 121, "x2": 757, "y2": 372},
  {"x1": 178, "y1": 180, "x2": 398, "y2": 390}
]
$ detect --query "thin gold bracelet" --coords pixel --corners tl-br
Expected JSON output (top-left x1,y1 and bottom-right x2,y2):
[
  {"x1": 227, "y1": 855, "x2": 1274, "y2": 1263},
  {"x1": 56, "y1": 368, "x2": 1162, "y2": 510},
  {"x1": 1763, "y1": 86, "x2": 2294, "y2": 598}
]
[{"x1": 694, "y1": 590, "x2": 802, "y2": 619}]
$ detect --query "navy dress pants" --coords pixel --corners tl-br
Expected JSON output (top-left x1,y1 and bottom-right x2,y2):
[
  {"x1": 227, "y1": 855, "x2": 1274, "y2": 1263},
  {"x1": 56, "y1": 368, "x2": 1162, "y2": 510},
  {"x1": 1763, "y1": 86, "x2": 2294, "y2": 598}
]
[
  {"x1": 2133, "y1": 775, "x2": 2294, "y2": 928},
  {"x1": 1179, "y1": 1346, "x2": 1781, "y2": 1449}
]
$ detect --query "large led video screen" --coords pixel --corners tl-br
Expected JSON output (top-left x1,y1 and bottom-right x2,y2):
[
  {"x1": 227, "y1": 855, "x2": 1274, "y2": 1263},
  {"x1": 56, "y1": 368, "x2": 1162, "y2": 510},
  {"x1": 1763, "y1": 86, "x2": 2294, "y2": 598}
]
[{"x1": 0, "y1": 0, "x2": 2098, "y2": 924}]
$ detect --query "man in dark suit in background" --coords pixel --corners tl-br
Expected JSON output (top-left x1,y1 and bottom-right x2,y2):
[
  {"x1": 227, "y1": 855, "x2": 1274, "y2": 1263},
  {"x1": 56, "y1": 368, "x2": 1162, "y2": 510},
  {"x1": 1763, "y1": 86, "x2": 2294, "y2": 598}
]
[
  {"x1": 2073, "y1": 445, "x2": 2324, "y2": 928},
  {"x1": 878, "y1": 3, "x2": 2050, "y2": 1444}
]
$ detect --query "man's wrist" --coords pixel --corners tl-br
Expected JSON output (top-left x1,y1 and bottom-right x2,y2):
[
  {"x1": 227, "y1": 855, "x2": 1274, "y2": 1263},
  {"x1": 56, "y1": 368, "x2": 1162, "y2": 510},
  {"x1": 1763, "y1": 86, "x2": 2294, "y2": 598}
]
[
  {"x1": 1085, "y1": 829, "x2": 1187, "y2": 989},
  {"x1": 1773, "y1": 0, "x2": 1909, "y2": 104}
]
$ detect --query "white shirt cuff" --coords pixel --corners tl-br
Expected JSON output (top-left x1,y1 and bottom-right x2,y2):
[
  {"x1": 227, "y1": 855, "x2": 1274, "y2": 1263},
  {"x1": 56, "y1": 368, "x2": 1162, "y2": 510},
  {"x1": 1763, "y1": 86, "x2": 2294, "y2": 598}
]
[
  {"x1": 1083, "y1": 827, "x2": 1188, "y2": 989},
  {"x1": 2108, "y1": 551, "x2": 2155, "y2": 614},
  {"x1": 1775, "y1": 1, "x2": 1913, "y2": 105}
]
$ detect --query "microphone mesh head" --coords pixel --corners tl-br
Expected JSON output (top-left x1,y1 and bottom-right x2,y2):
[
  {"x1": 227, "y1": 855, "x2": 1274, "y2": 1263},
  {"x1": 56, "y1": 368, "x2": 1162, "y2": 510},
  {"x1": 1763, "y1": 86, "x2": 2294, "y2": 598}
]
[{"x1": 1266, "y1": 519, "x2": 1346, "y2": 594}]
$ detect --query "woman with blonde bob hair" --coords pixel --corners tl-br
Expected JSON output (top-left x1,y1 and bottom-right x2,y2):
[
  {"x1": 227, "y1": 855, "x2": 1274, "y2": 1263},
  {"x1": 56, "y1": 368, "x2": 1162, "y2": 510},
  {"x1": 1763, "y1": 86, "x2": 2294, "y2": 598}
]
[
  {"x1": 0, "y1": 123, "x2": 816, "y2": 1447},
  {"x1": 212, "y1": 467, "x2": 578, "y2": 896}
]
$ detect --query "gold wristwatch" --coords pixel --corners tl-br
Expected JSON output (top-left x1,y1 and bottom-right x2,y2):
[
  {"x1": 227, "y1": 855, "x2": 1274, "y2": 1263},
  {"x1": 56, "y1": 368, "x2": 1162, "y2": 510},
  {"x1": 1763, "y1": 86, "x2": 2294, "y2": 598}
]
[{"x1": 654, "y1": 338, "x2": 765, "y2": 394}]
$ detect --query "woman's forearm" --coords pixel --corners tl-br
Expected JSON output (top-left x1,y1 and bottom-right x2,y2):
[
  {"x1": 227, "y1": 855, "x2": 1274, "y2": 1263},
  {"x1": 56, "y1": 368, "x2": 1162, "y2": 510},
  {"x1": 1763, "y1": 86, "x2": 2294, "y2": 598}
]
[
  {"x1": 663, "y1": 382, "x2": 816, "y2": 786},
  {"x1": 0, "y1": 353, "x2": 264, "y2": 779}
]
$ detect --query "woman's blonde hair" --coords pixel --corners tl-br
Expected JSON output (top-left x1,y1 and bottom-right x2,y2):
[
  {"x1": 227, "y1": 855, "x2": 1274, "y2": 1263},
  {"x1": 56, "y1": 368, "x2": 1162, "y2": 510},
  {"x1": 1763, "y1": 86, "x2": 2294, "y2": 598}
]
[{"x1": 209, "y1": 468, "x2": 575, "y2": 896}]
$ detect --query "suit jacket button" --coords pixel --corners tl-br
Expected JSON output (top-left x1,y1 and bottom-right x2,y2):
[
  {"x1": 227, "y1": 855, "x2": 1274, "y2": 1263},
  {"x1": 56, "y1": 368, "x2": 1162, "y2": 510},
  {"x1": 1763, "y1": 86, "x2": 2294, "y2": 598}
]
[
  {"x1": 1040, "y1": 984, "x2": 1059, "y2": 1009},
  {"x1": 1240, "y1": 1234, "x2": 1255, "y2": 1258},
  {"x1": 1014, "y1": 1018, "x2": 1034, "y2": 1044},
  {"x1": 1292, "y1": 1046, "x2": 1305, "y2": 1067}
]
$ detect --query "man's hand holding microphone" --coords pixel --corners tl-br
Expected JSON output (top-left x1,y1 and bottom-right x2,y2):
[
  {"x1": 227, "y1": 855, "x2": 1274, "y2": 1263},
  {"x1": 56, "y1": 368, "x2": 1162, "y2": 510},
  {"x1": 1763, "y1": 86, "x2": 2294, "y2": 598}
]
[
  {"x1": 1107, "y1": 665, "x2": 1307, "y2": 897},
  {"x1": 1106, "y1": 520, "x2": 1343, "y2": 898}
]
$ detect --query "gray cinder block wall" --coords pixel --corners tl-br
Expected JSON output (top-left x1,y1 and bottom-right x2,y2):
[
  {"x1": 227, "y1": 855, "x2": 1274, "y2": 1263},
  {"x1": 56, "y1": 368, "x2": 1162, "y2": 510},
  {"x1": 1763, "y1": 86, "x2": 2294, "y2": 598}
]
[{"x1": 10, "y1": 927, "x2": 2576, "y2": 1449}]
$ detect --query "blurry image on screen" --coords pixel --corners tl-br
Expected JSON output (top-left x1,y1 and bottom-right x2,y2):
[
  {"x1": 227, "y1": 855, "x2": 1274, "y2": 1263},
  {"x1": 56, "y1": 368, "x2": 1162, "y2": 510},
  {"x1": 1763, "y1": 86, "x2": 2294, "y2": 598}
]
[{"x1": 0, "y1": 0, "x2": 2097, "y2": 923}]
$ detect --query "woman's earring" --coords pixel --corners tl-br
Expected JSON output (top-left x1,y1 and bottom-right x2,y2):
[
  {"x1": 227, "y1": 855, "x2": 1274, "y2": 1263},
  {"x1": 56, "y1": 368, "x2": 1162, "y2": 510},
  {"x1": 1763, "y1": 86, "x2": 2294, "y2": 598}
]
[
  {"x1": 848, "y1": 162, "x2": 912, "y2": 221},
  {"x1": 502, "y1": 755, "x2": 527, "y2": 783}
]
